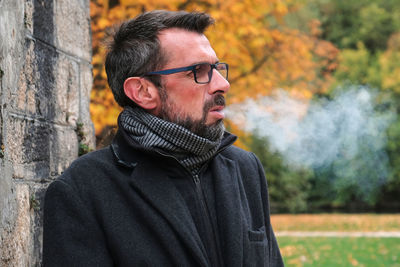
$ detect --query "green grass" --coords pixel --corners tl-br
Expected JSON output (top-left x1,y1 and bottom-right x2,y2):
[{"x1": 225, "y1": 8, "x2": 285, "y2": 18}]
[{"x1": 277, "y1": 236, "x2": 400, "y2": 267}]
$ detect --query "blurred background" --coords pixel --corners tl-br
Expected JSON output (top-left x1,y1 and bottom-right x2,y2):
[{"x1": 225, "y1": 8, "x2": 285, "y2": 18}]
[{"x1": 89, "y1": 0, "x2": 400, "y2": 265}]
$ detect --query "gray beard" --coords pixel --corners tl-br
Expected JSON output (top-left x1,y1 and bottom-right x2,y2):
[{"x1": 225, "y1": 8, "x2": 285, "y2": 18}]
[{"x1": 158, "y1": 94, "x2": 226, "y2": 140}]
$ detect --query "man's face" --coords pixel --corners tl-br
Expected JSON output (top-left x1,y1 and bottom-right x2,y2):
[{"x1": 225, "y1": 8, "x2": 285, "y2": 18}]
[{"x1": 154, "y1": 28, "x2": 230, "y2": 137}]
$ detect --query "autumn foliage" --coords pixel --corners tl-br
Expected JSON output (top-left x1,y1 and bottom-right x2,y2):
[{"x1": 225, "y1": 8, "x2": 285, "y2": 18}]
[{"x1": 90, "y1": 0, "x2": 338, "y2": 138}]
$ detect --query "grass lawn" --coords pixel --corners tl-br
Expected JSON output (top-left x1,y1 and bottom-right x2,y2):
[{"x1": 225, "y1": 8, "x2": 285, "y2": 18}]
[
  {"x1": 271, "y1": 214, "x2": 400, "y2": 266},
  {"x1": 277, "y1": 236, "x2": 400, "y2": 267}
]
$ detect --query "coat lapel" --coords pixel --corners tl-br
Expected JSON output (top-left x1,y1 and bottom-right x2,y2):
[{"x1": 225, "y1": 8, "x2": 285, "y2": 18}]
[
  {"x1": 128, "y1": 161, "x2": 209, "y2": 266},
  {"x1": 211, "y1": 156, "x2": 245, "y2": 266}
]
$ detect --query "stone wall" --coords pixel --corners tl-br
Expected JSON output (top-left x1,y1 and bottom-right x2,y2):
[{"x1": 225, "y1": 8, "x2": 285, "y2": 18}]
[{"x1": 0, "y1": 0, "x2": 94, "y2": 265}]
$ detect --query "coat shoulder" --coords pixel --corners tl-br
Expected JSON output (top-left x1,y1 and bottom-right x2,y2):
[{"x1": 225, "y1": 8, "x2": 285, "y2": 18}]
[
  {"x1": 219, "y1": 145, "x2": 264, "y2": 178},
  {"x1": 53, "y1": 147, "x2": 116, "y2": 189},
  {"x1": 220, "y1": 145, "x2": 258, "y2": 165}
]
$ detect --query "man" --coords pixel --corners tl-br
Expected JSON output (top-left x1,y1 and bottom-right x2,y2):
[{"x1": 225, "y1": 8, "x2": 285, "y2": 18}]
[{"x1": 43, "y1": 10, "x2": 283, "y2": 267}]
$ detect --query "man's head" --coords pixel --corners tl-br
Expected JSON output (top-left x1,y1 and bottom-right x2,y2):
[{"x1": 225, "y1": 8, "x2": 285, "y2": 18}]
[{"x1": 105, "y1": 10, "x2": 230, "y2": 137}]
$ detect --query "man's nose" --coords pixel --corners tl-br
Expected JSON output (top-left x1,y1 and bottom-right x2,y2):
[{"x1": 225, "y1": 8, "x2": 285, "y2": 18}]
[{"x1": 208, "y1": 69, "x2": 230, "y2": 95}]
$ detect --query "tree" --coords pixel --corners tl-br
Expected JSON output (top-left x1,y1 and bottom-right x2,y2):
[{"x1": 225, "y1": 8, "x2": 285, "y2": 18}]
[
  {"x1": 248, "y1": 133, "x2": 313, "y2": 213},
  {"x1": 294, "y1": 0, "x2": 400, "y2": 211}
]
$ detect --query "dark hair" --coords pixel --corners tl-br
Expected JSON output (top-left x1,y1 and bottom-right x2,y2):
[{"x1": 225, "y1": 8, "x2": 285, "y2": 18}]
[{"x1": 105, "y1": 10, "x2": 215, "y2": 107}]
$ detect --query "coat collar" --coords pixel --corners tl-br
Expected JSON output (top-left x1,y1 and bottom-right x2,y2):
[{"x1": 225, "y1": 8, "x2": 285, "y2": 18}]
[{"x1": 110, "y1": 126, "x2": 237, "y2": 170}]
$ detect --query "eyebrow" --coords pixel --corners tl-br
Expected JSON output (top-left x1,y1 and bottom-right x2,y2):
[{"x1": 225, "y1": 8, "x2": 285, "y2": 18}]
[{"x1": 146, "y1": 61, "x2": 222, "y2": 76}]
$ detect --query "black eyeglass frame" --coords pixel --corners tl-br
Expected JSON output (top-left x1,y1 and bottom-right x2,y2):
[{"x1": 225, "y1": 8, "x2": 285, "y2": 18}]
[{"x1": 145, "y1": 62, "x2": 229, "y2": 84}]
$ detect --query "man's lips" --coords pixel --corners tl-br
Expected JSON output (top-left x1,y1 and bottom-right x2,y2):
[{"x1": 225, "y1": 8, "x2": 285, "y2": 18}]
[
  {"x1": 209, "y1": 105, "x2": 225, "y2": 112},
  {"x1": 209, "y1": 105, "x2": 225, "y2": 119},
  {"x1": 205, "y1": 94, "x2": 226, "y2": 122}
]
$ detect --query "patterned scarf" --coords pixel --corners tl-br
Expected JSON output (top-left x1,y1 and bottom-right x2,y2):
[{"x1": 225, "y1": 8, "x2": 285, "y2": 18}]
[{"x1": 120, "y1": 106, "x2": 224, "y2": 175}]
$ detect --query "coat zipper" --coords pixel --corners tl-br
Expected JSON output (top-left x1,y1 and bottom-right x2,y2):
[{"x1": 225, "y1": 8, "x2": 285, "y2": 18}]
[
  {"x1": 154, "y1": 150, "x2": 224, "y2": 266},
  {"x1": 192, "y1": 173, "x2": 223, "y2": 267}
]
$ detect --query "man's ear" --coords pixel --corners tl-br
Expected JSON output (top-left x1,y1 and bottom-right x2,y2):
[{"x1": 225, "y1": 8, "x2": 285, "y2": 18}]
[{"x1": 123, "y1": 77, "x2": 160, "y2": 111}]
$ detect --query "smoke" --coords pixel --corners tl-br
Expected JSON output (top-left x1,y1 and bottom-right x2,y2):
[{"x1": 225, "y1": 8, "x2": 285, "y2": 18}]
[{"x1": 226, "y1": 86, "x2": 396, "y2": 202}]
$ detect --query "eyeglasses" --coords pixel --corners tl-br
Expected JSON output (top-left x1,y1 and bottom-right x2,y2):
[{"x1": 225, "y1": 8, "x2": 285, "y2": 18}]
[{"x1": 145, "y1": 62, "x2": 229, "y2": 84}]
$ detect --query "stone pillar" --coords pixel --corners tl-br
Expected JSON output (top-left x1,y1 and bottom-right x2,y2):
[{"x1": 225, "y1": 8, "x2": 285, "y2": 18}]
[{"x1": 0, "y1": 0, "x2": 94, "y2": 265}]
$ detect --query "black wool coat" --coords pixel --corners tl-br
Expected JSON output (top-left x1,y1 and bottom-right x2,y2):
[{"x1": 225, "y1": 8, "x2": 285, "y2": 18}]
[{"x1": 43, "y1": 129, "x2": 284, "y2": 267}]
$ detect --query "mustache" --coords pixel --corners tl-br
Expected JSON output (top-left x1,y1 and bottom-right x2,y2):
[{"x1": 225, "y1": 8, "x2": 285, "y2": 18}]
[{"x1": 204, "y1": 94, "x2": 225, "y2": 112}]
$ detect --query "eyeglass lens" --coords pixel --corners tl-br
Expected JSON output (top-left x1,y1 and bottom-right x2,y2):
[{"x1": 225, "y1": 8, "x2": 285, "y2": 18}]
[{"x1": 194, "y1": 63, "x2": 228, "y2": 83}]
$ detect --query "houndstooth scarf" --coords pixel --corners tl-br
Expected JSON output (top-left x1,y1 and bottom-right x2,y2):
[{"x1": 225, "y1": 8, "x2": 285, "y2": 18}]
[{"x1": 120, "y1": 106, "x2": 223, "y2": 175}]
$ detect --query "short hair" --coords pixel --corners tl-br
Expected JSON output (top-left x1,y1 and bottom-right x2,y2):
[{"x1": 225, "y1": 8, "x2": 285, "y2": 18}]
[{"x1": 105, "y1": 10, "x2": 215, "y2": 107}]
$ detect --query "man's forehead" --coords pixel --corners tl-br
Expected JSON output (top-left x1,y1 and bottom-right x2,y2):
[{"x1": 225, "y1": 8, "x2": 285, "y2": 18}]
[
  {"x1": 158, "y1": 27, "x2": 208, "y2": 41},
  {"x1": 158, "y1": 28, "x2": 217, "y2": 66}
]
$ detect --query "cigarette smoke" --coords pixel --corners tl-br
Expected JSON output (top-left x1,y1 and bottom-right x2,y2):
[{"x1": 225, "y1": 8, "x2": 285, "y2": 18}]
[{"x1": 226, "y1": 86, "x2": 396, "y2": 201}]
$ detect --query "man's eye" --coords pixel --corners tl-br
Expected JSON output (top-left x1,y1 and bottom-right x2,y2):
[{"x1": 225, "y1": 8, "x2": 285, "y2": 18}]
[{"x1": 195, "y1": 64, "x2": 209, "y2": 76}]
